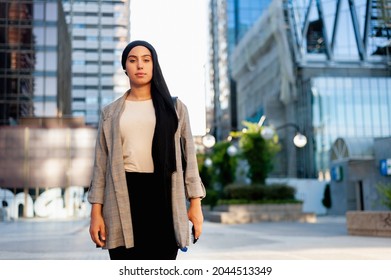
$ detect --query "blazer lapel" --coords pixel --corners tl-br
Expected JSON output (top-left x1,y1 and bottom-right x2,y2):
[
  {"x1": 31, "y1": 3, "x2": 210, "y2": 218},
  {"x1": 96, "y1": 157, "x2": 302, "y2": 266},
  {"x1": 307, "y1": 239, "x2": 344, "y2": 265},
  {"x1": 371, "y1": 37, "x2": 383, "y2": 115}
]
[
  {"x1": 112, "y1": 93, "x2": 126, "y2": 166},
  {"x1": 102, "y1": 92, "x2": 128, "y2": 192}
]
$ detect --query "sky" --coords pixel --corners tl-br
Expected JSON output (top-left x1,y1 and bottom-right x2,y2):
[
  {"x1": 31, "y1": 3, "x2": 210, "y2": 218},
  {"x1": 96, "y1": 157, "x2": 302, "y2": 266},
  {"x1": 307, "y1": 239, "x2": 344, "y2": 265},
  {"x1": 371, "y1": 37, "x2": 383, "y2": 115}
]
[{"x1": 130, "y1": 0, "x2": 210, "y2": 136}]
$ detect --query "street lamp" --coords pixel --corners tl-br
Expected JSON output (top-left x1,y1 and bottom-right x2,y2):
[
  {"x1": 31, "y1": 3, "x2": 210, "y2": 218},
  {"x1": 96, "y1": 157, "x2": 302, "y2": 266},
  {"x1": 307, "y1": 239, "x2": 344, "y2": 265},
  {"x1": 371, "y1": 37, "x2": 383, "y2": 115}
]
[
  {"x1": 202, "y1": 133, "x2": 216, "y2": 149},
  {"x1": 261, "y1": 123, "x2": 307, "y2": 148},
  {"x1": 202, "y1": 133, "x2": 216, "y2": 167},
  {"x1": 292, "y1": 133, "x2": 307, "y2": 148}
]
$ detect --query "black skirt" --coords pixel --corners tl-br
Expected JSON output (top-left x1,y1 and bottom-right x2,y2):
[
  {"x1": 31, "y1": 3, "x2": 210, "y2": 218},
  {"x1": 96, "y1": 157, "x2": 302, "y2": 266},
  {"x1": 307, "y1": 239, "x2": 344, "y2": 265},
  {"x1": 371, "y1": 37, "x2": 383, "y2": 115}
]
[{"x1": 108, "y1": 172, "x2": 178, "y2": 260}]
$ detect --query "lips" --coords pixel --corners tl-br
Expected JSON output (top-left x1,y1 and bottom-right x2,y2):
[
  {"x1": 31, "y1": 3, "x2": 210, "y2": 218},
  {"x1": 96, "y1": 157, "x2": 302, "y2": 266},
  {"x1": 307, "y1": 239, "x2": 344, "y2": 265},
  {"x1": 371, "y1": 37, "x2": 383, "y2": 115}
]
[{"x1": 135, "y1": 73, "x2": 145, "y2": 77}]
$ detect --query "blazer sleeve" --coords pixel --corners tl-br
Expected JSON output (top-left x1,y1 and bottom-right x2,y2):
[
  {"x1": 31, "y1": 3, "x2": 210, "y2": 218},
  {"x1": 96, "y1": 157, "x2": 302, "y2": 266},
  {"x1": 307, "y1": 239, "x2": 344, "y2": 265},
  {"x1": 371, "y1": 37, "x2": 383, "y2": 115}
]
[
  {"x1": 88, "y1": 110, "x2": 108, "y2": 204},
  {"x1": 179, "y1": 100, "x2": 206, "y2": 200}
]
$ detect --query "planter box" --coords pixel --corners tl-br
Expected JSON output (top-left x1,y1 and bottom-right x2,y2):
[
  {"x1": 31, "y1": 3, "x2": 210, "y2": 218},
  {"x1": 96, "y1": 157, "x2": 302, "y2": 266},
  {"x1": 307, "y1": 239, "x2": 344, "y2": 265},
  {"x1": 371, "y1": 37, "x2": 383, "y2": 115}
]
[
  {"x1": 346, "y1": 211, "x2": 391, "y2": 237},
  {"x1": 203, "y1": 203, "x2": 316, "y2": 224}
]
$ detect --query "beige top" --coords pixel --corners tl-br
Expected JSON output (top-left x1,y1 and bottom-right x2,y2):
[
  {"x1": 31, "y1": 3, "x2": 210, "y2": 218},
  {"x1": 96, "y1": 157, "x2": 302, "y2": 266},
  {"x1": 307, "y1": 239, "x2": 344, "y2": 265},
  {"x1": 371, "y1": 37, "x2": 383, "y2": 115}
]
[{"x1": 119, "y1": 99, "x2": 156, "y2": 172}]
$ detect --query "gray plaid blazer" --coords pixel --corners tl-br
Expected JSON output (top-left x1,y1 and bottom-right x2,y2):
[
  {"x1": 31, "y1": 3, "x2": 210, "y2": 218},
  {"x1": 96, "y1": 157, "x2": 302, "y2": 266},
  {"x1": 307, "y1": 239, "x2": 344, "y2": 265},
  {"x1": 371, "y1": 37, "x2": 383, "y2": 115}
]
[{"x1": 88, "y1": 91, "x2": 206, "y2": 250}]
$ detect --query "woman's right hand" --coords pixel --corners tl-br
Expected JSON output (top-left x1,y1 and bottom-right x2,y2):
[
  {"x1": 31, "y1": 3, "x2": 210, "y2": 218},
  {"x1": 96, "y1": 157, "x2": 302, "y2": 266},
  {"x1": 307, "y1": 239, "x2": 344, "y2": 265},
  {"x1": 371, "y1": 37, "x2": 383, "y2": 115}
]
[{"x1": 89, "y1": 203, "x2": 106, "y2": 248}]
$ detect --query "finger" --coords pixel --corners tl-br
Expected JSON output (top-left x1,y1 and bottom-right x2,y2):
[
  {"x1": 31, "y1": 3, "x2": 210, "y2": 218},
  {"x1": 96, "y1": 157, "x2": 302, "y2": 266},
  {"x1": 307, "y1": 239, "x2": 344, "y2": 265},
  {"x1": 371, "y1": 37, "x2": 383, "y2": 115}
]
[
  {"x1": 96, "y1": 231, "x2": 106, "y2": 247},
  {"x1": 100, "y1": 226, "x2": 106, "y2": 241},
  {"x1": 90, "y1": 227, "x2": 104, "y2": 247},
  {"x1": 193, "y1": 225, "x2": 203, "y2": 239}
]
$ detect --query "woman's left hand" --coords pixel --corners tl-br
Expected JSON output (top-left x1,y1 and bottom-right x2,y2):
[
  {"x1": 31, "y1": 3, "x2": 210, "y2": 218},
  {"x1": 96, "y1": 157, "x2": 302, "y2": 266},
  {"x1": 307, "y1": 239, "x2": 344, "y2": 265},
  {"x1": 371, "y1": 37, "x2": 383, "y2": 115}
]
[{"x1": 188, "y1": 198, "x2": 204, "y2": 240}]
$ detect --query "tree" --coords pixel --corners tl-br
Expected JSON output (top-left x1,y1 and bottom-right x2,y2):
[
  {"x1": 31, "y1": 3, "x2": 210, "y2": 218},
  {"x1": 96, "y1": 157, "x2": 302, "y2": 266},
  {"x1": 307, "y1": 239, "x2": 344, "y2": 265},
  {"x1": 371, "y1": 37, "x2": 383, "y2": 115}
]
[
  {"x1": 231, "y1": 121, "x2": 280, "y2": 184},
  {"x1": 210, "y1": 141, "x2": 237, "y2": 187}
]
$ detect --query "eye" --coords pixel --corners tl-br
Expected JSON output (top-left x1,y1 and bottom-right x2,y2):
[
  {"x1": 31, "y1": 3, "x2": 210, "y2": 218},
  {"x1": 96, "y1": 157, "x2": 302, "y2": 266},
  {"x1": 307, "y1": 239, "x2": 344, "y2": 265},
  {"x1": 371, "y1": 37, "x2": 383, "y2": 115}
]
[{"x1": 128, "y1": 59, "x2": 136, "y2": 63}]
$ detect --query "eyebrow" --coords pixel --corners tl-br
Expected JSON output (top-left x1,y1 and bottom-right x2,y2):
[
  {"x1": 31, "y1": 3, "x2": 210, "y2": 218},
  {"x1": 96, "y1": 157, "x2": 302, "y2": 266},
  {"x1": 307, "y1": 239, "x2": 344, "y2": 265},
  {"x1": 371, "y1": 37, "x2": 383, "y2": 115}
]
[{"x1": 127, "y1": 54, "x2": 152, "y2": 58}]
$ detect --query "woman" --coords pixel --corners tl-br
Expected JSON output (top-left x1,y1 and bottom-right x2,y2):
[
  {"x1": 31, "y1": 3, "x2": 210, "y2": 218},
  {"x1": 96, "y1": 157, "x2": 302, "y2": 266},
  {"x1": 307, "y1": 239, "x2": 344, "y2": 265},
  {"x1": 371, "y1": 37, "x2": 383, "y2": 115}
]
[{"x1": 88, "y1": 40, "x2": 205, "y2": 260}]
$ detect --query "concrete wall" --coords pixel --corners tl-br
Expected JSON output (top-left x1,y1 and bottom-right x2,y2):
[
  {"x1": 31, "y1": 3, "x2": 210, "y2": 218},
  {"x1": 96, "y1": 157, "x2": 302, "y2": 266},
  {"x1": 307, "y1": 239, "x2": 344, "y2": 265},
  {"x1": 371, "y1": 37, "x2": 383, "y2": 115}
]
[{"x1": 267, "y1": 178, "x2": 328, "y2": 215}]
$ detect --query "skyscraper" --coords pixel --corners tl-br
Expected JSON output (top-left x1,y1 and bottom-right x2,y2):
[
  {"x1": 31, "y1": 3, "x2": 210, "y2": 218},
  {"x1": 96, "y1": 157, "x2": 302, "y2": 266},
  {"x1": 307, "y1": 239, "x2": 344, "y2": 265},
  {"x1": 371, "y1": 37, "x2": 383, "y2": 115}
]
[
  {"x1": 0, "y1": 0, "x2": 71, "y2": 125},
  {"x1": 208, "y1": 0, "x2": 271, "y2": 140},
  {"x1": 62, "y1": 0, "x2": 130, "y2": 126}
]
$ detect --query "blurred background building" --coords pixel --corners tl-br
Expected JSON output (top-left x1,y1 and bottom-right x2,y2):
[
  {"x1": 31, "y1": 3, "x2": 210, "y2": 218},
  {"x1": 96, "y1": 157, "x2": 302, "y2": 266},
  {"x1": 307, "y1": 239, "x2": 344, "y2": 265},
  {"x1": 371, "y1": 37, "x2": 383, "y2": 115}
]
[
  {"x1": 210, "y1": 0, "x2": 390, "y2": 179},
  {"x1": 0, "y1": 0, "x2": 71, "y2": 126},
  {"x1": 208, "y1": 0, "x2": 271, "y2": 141},
  {"x1": 62, "y1": 0, "x2": 130, "y2": 126},
  {"x1": 221, "y1": 0, "x2": 391, "y2": 212},
  {"x1": 0, "y1": 0, "x2": 131, "y2": 220}
]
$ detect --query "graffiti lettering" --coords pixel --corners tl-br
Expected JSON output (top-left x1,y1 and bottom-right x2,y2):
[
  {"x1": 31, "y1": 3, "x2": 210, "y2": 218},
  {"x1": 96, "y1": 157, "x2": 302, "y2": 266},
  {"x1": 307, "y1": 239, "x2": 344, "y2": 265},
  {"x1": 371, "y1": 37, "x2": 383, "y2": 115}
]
[{"x1": 0, "y1": 187, "x2": 90, "y2": 221}]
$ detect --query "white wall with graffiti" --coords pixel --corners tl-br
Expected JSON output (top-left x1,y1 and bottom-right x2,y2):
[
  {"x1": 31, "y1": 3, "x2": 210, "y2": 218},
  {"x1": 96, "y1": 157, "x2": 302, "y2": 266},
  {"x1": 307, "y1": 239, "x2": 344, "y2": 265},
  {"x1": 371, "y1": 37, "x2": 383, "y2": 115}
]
[{"x1": 0, "y1": 187, "x2": 91, "y2": 221}]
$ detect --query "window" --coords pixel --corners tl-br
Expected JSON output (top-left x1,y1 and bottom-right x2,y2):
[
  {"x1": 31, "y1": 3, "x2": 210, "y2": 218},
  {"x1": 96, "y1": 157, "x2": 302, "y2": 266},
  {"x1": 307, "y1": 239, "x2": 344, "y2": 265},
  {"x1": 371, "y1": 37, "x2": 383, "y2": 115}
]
[
  {"x1": 33, "y1": 27, "x2": 45, "y2": 46},
  {"x1": 34, "y1": 77, "x2": 44, "y2": 97},
  {"x1": 46, "y1": 3, "x2": 58, "y2": 21},
  {"x1": 45, "y1": 52, "x2": 57, "y2": 71},
  {"x1": 34, "y1": 3, "x2": 44, "y2": 20},
  {"x1": 86, "y1": 96, "x2": 98, "y2": 104},
  {"x1": 45, "y1": 77, "x2": 57, "y2": 96},
  {"x1": 45, "y1": 27, "x2": 57, "y2": 46},
  {"x1": 35, "y1": 52, "x2": 44, "y2": 71}
]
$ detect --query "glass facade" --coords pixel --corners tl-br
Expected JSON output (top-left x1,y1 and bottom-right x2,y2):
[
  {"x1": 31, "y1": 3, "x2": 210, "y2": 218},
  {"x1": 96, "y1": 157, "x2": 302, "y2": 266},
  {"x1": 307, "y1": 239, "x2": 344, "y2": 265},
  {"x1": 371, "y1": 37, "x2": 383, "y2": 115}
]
[
  {"x1": 209, "y1": 0, "x2": 271, "y2": 139},
  {"x1": 0, "y1": 0, "x2": 71, "y2": 125},
  {"x1": 312, "y1": 77, "x2": 391, "y2": 178},
  {"x1": 230, "y1": 0, "x2": 390, "y2": 179},
  {"x1": 227, "y1": 0, "x2": 271, "y2": 59},
  {"x1": 291, "y1": 0, "x2": 391, "y2": 60},
  {"x1": 62, "y1": 0, "x2": 130, "y2": 126},
  {"x1": 0, "y1": 1, "x2": 35, "y2": 125},
  {"x1": 289, "y1": 0, "x2": 391, "y2": 178}
]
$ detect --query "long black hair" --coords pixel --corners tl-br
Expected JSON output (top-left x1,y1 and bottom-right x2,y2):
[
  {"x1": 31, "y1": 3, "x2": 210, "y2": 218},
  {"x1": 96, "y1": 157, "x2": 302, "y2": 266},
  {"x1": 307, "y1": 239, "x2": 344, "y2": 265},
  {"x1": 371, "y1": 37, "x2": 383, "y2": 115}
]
[{"x1": 121, "y1": 40, "x2": 178, "y2": 179}]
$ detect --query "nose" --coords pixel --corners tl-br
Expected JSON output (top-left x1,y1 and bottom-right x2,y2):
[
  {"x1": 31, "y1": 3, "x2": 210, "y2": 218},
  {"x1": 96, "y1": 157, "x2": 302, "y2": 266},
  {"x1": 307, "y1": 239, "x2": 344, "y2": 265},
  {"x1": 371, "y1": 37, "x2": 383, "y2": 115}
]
[{"x1": 137, "y1": 61, "x2": 143, "y2": 69}]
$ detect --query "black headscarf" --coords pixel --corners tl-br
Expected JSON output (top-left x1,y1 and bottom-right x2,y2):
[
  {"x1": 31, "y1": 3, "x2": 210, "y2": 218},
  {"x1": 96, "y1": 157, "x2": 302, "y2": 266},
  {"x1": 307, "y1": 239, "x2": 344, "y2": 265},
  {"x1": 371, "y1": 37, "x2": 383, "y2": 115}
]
[{"x1": 121, "y1": 40, "x2": 178, "y2": 181}]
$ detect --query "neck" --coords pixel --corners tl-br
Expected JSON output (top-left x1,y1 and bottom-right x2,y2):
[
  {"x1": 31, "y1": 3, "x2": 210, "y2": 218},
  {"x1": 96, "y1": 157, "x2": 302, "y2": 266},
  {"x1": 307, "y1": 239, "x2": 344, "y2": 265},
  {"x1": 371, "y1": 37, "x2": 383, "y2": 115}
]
[{"x1": 127, "y1": 85, "x2": 152, "y2": 101}]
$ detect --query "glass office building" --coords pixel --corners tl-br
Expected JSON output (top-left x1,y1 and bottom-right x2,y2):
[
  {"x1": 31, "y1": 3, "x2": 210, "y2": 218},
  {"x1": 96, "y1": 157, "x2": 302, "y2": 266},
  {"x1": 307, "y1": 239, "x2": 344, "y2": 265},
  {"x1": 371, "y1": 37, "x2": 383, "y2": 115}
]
[
  {"x1": 209, "y1": 0, "x2": 271, "y2": 140},
  {"x1": 227, "y1": 0, "x2": 271, "y2": 57},
  {"x1": 0, "y1": 0, "x2": 71, "y2": 125},
  {"x1": 62, "y1": 0, "x2": 130, "y2": 126},
  {"x1": 231, "y1": 0, "x2": 390, "y2": 178},
  {"x1": 291, "y1": 0, "x2": 391, "y2": 178},
  {"x1": 312, "y1": 77, "x2": 391, "y2": 177}
]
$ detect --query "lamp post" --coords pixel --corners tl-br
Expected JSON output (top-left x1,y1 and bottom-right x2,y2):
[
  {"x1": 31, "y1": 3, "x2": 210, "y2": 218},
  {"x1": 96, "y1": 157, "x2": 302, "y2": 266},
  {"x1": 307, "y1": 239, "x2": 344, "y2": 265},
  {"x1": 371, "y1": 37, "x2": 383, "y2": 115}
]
[
  {"x1": 260, "y1": 119, "x2": 307, "y2": 178},
  {"x1": 202, "y1": 133, "x2": 216, "y2": 149},
  {"x1": 261, "y1": 123, "x2": 307, "y2": 148}
]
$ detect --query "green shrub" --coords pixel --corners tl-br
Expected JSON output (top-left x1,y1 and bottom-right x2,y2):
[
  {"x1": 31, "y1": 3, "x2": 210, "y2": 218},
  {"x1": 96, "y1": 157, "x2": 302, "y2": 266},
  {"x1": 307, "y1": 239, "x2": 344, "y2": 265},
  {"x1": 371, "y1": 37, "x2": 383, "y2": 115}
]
[
  {"x1": 264, "y1": 184, "x2": 296, "y2": 200},
  {"x1": 376, "y1": 182, "x2": 391, "y2": 210},
  {"x1": 223, "y1": 183, "x2": 265, "y2": 200},
  {"x1": 222, "y1": 183, "x2": 297, "y2": 203},
  {"x1": 217, "y1": 199, "x2": 302, "y2": 205}
]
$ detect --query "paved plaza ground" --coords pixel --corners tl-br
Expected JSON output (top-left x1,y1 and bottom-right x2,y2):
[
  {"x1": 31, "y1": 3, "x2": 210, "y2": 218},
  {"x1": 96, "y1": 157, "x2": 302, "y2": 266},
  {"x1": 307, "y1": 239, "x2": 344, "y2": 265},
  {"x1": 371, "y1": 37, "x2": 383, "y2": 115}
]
[{"x1": 0, "y1": 215, "x2": 390, "y2": 260}]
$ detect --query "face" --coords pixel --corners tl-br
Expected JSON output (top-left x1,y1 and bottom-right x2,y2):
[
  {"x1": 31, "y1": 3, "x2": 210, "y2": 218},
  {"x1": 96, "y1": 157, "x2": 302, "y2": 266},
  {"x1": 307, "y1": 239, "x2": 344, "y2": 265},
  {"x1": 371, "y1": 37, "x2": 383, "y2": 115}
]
[{"x1": 125, "y1": 45, "x2": 153, "y2": 87}]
